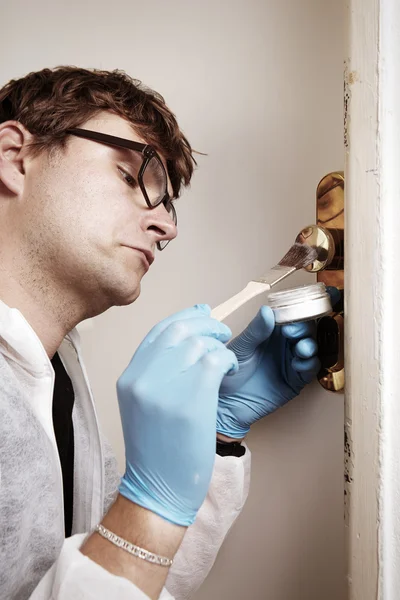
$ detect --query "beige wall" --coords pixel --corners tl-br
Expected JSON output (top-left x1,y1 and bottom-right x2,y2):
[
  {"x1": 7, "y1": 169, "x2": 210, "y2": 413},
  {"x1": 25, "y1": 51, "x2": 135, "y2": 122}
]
[{"x1": 0, "y1": 1, "x2": 344, "y2": 598}]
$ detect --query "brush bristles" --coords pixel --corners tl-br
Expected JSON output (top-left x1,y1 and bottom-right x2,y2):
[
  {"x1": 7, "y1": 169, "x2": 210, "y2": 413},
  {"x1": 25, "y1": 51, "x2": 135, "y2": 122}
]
[{"x1": 278, "y1": 243, "x2": 318, "y2": 268}]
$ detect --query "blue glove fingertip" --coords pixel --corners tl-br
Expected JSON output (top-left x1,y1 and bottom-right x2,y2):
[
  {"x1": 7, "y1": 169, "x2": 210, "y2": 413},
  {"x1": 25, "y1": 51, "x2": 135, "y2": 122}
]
[
  {"x1": 221, "y1": 324, "x2": 233, "y2": 339},
  {"x1": 292, "y1": 355, "x2": 321, "y2": 383},
  {"x1": 226, "y1": 351, "x2": 239, "y2": 375},
  {"x1": 216, "y1": 324, "x2": 233, "y2": 344},
  {"x1": 291, "y1": 355, "x2": 320, "y2": 373},
  {"x1": 260, "y1": 305, "x2": 275, "y2": 328},
  {"x1": 282, "y1": 320, "x2": 316, "y2": 340},
  {"x1": 326, "y1": 286, "x2": 341, "y2": 307},
  {"x1": 294, "y1": 337, "x2": 318, "y2": 359},
  {"x1": 226, "y1": 364, "x2": 239, "y2": 376}
]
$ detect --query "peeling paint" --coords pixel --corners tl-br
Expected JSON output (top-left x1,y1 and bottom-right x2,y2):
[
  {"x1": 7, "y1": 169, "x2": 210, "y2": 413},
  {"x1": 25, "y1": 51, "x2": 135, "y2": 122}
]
[
  {"x1": 344, "y1": 61, "x2": 351, "y2": 150},
  {"x1": 348, "y1": 70, "x2": 359, "y2": 85},
  {"x1": 344, "y1": 419, "x2": 354, "y2": 526}
]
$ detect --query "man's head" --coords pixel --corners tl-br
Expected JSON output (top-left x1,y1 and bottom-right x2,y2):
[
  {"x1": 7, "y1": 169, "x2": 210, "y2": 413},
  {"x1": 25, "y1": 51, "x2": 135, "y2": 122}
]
[{"x1": 0, "y1": 67, "x2": 196, "y2": 331}]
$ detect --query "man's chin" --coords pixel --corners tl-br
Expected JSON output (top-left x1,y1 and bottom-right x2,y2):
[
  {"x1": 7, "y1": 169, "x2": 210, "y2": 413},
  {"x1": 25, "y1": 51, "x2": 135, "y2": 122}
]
[{"x1": 113, "y1": 282, "x2": 141, "y2": 307}]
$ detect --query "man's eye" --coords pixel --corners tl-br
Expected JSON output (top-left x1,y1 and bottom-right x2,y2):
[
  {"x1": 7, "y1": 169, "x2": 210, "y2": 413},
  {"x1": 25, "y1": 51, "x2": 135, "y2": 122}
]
[{"x1": 118, "y1": 167, "x2": 138, "y2": 188}]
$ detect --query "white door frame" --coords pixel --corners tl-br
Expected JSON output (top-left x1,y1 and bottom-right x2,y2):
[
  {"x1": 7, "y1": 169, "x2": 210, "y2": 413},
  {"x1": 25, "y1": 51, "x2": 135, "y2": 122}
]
[{"x1": 346, "y1": 0, "x2": 400, "y2": 597}]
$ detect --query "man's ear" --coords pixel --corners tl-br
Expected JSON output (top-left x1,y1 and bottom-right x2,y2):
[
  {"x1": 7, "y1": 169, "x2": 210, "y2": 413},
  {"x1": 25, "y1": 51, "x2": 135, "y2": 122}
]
[{"x1": 0, "y1": 121, "x2": 31, "y2": 197}]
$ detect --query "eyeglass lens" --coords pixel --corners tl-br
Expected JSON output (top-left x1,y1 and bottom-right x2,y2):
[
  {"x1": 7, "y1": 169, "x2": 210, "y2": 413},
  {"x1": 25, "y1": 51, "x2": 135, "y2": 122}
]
[{"x1": 142, "y1": 156, "x2": 168, "y2": 207}]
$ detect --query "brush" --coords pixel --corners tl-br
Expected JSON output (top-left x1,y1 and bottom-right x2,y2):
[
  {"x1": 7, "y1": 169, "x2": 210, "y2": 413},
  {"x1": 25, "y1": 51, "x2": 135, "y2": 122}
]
[{"x1": 210, "y1": 243, "x2": 318, "y2": 322}]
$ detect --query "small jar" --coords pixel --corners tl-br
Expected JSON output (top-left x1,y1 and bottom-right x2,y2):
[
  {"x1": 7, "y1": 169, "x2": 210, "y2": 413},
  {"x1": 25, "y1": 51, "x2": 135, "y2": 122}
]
[{"x1": 266, "y1": 282, "x2": 332, "y2": 324}]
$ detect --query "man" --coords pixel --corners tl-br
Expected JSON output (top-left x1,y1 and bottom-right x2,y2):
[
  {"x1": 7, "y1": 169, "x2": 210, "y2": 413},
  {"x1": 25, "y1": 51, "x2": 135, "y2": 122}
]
[{"x1": 0, "y1": 67, "x2": 321, "y2": 600}]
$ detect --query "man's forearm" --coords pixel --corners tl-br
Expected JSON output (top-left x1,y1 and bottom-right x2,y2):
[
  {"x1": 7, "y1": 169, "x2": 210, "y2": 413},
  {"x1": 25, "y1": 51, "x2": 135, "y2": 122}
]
[{"x1": 80, "y1": 494, "x2": 186, "y2": 600}]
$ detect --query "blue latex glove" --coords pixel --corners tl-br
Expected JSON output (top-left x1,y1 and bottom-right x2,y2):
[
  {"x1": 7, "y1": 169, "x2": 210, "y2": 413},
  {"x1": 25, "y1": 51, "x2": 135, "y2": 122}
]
[
  {"x1": 217, "y1": 286, "x2": 340, "y2": 439},
  {"x1": 117, "y1": 304, "x2": 238, "y2": 527}
]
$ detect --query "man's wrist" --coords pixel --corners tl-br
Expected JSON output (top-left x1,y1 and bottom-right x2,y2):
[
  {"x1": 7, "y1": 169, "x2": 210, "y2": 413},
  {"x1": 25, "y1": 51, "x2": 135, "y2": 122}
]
[
  {"x1": 81, "y1": 494, "x2": 186, "y2": 600},
  {"x1": 216, "y1": 432, "x2": 246, "y2": 443}
]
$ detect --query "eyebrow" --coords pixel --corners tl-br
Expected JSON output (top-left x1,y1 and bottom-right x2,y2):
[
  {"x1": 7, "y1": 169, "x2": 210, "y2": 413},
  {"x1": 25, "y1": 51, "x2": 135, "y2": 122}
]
[{"x1": 112, "y1": 145, "x2": 143, "y2": 169}]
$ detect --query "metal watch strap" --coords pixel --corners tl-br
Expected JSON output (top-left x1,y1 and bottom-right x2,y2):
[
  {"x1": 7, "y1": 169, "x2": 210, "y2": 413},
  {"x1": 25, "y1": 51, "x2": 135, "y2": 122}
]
[
  {"x1": 216, "y1": 438, "x2": 246, "y2": 457},
  {"x1": 95, "y1": 523, "x2": 173, "y2": 567}
]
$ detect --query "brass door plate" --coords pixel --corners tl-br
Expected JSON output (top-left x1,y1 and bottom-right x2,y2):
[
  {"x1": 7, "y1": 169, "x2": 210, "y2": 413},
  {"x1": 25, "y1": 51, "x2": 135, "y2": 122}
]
[
  {"x1": 294, "y1": 173, "x2": 344, "y2": 392},
  {"x1": 315, "y1": 172, "x2": 344, "y2": 392}
]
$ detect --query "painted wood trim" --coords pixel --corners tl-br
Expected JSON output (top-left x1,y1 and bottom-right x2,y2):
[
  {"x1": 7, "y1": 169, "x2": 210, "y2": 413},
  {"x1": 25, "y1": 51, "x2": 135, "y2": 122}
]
[
  {"x1": 377, "y1": 0, "x2": 400, "y2": 597},
  {"x1": 345, "y1": 0, "x2": 381, "y2": 597},
  {"x1": 346, "y1": 0, "x2": 400, "y2": 597}
]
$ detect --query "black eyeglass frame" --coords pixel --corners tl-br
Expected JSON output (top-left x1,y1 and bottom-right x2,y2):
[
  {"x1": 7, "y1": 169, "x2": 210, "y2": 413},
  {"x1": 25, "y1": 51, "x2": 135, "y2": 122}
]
[{"x1": 66, "y1": 128, "x2": 176, "y2": 250}]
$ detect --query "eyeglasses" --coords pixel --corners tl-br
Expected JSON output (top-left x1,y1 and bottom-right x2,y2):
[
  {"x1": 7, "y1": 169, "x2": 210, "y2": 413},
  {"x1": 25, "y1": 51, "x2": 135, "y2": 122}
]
[{"x1": 66, "y1": 128, "x2": 177, "y2": 250}]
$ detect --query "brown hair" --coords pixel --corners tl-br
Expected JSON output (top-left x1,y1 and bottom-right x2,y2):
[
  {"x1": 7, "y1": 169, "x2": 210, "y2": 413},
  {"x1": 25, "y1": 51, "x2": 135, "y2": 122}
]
[{"x1": 0, "y1": 66, "x2": 196, "y2": 198}]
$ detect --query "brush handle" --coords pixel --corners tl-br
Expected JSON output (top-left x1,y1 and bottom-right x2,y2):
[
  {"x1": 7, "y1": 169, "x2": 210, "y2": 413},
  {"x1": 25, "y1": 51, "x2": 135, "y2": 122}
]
[{"x1": 211, "y1": 281, "x2": 271, "y2": 322}]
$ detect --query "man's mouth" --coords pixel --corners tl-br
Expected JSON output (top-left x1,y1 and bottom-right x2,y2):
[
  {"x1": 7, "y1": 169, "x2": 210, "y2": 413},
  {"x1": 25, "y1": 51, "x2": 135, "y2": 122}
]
[{"x1": 123, "y1": 246, "x2": 154, "y2": 269}]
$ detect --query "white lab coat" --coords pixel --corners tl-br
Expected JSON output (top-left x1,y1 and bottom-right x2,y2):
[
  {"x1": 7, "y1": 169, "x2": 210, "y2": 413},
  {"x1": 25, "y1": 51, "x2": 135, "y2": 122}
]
[{"x1": 0, "y1": 300, "x2": 251, "y2": 600}]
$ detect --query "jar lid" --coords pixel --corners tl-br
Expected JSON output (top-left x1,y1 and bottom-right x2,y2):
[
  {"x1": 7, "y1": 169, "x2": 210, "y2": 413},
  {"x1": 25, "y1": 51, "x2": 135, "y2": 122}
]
[{"x1": 267, "y1": 282, "x2": 328, "y2": 309}]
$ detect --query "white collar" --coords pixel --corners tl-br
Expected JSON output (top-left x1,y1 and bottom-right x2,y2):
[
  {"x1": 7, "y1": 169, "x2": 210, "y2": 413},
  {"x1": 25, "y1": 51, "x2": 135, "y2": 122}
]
[{"x1": 0, "y1": 299, "x2": 81, "y2": 374}]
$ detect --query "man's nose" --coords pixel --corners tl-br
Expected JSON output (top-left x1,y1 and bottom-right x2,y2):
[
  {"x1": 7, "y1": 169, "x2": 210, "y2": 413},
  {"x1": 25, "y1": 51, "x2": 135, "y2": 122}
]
[{"x1": 142, "y1": 203, "x2": 178, "y2": 247}]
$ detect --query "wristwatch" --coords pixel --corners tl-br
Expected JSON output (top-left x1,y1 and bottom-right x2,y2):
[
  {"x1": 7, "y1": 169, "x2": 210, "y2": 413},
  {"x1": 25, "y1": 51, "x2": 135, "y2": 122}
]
[{"x1": 216, "y1": 438, "x2": 246, "y2": 457}]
